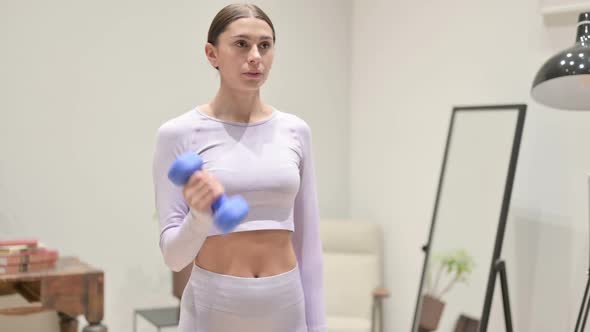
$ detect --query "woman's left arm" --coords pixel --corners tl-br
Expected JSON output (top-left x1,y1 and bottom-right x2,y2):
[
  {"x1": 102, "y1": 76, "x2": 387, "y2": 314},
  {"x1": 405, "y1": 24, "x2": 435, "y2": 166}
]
[{"x1": 292, "y1": 119, "x2": 327, "y2": 332}]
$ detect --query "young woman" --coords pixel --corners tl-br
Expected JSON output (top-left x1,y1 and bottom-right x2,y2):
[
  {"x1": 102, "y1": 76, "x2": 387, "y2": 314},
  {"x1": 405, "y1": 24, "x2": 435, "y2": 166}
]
[{"x1": 152, "y1": 4, "x2": 326, "y2": 332}]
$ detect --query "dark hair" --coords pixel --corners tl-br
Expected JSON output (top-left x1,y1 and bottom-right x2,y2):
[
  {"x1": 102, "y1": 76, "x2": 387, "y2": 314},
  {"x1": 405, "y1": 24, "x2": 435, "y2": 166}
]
[{"x1": 207, "y1": 3, "x2": 276, "y2": 46}]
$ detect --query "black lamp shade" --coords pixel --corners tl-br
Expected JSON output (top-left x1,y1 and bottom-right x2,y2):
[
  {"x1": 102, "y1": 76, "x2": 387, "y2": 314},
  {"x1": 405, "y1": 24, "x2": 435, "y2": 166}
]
[{"x1": 531, "y1": 12, "x2": 590, "y2": 110}]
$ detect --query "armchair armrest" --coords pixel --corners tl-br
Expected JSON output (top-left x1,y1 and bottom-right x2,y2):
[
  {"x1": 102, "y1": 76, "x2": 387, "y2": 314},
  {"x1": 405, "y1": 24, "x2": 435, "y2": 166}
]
[
  {"x1": 371, "y1": 287, "x2": 390, "y2": 332},
  {"x1": 372, "y1": 287, "x2": 390, "y2": 299}
]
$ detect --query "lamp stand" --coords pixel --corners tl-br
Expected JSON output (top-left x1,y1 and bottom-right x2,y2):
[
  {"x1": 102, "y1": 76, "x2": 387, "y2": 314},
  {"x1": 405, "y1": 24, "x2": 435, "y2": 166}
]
[
  {"x1": 575, "y1": 270, "x2": 590, "y2": 332},
  {"x1": 574, "y1": 175, "x2": 590, "y2": 332}
]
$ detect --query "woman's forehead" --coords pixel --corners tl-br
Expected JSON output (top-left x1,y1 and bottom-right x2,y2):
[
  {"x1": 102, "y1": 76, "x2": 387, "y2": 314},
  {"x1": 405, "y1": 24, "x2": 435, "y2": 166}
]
[{"x1": 223, "y1": 17, "x2": 273, "y2": 39}]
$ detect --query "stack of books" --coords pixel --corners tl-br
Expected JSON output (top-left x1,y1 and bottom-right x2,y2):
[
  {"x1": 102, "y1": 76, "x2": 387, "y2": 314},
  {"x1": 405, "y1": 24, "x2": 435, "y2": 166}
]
[{"x1": 0, "y1": 238, "x2": 59, "y2": 274}]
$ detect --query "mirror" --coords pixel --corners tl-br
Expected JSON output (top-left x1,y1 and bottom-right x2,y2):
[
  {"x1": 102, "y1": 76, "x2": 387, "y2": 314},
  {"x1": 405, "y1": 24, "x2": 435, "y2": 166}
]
[{"x1": 411, "y1": 104, "x2": 527, "y2": 332}]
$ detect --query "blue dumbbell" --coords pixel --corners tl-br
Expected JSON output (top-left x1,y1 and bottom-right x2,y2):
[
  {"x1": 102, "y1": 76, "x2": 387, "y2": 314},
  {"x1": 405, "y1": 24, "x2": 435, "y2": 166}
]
[{"x1": 168, "y1": 152, "x2": 249, "y2": 233}]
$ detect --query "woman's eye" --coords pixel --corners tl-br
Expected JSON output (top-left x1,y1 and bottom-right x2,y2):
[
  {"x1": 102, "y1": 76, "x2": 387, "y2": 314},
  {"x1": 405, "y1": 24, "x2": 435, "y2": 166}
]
[
  {"x1": 260, "y1": 42, "x2": 271, "y2": 49},
  {"x1": 236, "y1": 41, "x2": 248, "y2": 47}
]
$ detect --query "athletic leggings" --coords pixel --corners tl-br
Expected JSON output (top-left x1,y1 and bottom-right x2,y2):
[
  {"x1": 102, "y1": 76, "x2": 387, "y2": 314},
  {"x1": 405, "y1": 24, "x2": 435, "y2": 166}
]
[{"x1": 178, "y1": 262, "x2": 308, "y2": 332}]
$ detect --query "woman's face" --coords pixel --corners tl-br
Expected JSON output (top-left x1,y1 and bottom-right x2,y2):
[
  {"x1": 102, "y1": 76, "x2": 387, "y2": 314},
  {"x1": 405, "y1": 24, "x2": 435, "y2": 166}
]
[{"x1": 206, "y1": 17, "x2": 275, "y2": 92}]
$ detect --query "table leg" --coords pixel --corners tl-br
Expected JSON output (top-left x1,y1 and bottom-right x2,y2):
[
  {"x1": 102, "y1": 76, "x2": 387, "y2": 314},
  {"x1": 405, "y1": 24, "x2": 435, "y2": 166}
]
[
  {"x1": 83, "y1": 273, "x2": 108, "y2": 332},
  {"x1": 58, "y1": 312, "x2": 78, "y2": 332},
  {"x1": 82, "y1": 323, "x2": 108, "y2": 332}
]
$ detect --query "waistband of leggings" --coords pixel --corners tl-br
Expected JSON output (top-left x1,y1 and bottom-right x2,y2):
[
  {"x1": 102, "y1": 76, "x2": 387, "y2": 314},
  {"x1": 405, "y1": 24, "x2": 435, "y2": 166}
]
[{"x1": 190, "y1": 263, "x2": 300, "y2": 289}]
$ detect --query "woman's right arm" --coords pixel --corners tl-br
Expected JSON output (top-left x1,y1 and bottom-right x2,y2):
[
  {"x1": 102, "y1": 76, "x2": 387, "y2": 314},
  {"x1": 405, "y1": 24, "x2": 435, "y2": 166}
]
[{"x1": 152, "y1": 124, "x2": 214, "y2": 272}]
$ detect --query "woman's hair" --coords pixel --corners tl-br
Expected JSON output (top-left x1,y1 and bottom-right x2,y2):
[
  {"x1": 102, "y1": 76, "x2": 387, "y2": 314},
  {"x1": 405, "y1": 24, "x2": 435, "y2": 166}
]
[{"x1": 207, "y1": 3, "x2": 276, "y2": 46}]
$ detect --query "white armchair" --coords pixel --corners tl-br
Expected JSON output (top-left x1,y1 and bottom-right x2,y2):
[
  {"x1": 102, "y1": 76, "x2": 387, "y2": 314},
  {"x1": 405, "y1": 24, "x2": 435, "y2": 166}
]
[{"x1": 320, "y1": 218, "x2": 390, "y2": 332}]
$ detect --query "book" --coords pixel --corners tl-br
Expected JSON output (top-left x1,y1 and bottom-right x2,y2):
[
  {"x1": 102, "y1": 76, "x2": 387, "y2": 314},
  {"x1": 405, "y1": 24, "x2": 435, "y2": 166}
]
[
  {"x1": 0, "y1": 238, "x2": 40, "y2": 255},
  {"x1": 0, "y1": 248, "x2": 59, "y2": 266},
  {"x1": 0, "y1": 261, "x2": 56, "y2": 274},
  {"x1": 0, "y1": 238, "x2": 38, "y2": 247}
]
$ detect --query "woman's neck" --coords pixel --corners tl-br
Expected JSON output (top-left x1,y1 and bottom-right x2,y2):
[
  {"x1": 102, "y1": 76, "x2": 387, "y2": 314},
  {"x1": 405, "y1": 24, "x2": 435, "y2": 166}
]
[{"x1": 207, "y1": 85, "x2": 271, "y2": 123}]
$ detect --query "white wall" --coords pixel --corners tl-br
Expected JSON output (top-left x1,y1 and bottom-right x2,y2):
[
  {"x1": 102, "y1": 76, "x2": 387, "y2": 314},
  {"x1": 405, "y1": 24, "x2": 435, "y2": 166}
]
[
  {"x1": 350, "y1": 0, "x2": 590, "y2": 331},
  {"x1": 0, "y1": 1, "x2": 351, "y2": 331},
  {"x1": 4, "y1": 1, "x2": 590, "y2": 332}
]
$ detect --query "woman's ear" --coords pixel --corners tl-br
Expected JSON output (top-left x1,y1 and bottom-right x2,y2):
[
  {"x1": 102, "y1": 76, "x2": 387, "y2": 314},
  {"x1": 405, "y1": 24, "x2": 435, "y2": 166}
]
[{"x1": 205, "y1": 43, "x2": 219, "y2": 69}]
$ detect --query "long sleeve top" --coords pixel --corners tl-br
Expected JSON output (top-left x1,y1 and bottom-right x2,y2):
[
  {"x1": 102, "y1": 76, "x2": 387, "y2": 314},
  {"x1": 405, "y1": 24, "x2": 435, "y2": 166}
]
[{"x1": 152, "y1": 106, "x2": 326, "y2": 332}]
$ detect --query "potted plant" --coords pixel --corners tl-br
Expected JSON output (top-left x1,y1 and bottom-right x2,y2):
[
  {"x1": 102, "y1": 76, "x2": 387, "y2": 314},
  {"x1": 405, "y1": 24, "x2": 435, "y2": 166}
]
[{"x1": 419, "y1": 248, "x2": 476, "y2": 332}]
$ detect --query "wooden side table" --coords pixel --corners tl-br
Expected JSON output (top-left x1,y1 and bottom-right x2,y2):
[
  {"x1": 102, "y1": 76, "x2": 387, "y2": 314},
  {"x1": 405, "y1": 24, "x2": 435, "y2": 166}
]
[{"x1": 0, "y1": 256, "x2": 107, "y2": 332}]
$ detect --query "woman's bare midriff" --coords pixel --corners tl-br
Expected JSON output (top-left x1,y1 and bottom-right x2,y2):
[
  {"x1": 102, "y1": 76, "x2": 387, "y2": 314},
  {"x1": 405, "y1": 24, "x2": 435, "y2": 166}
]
[{"x1": 194, "y1": 229, "x2": 297, "y2": 278}]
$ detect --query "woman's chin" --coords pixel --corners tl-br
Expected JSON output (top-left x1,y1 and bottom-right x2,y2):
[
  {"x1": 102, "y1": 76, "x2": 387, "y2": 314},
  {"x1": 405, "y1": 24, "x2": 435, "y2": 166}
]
[{"x1": 239, "y1": 80, "x2": 267, "y2": 91}]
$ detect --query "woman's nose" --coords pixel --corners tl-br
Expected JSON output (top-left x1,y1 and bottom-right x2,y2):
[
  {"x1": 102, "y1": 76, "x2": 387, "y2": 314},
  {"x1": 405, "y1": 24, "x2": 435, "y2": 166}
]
[{"x1": 248, "y1": 46, "x2": 261, "y2": 63}]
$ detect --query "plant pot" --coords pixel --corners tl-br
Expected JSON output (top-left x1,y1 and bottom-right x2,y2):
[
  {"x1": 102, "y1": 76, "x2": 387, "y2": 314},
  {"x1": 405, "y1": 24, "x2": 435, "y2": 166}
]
[{"x1": 419, "y1": 294, "x2": 446, "y2": 332}]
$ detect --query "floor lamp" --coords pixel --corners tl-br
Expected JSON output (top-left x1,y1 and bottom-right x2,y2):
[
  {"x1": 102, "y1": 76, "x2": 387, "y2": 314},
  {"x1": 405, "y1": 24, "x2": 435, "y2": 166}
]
[{"x1": 531, "y1": 12, "x2": 590, "y2": 332}]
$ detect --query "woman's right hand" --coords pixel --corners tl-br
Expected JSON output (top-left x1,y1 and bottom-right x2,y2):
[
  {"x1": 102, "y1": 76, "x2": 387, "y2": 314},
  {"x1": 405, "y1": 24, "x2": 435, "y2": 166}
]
[{"x1": 182, "y1": 169, "x2": 225, "y2": 214}]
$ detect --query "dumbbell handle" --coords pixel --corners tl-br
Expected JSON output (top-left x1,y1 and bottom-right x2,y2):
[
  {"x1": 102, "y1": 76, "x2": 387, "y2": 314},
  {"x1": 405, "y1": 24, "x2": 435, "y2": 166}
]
[{"x1": 167, "y1": 152, "x2": 249, "y2": 233}]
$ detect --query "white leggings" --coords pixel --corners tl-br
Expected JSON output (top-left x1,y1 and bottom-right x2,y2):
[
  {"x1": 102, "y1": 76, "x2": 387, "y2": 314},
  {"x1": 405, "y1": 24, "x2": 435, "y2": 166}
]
[{"x1": 178, "y1": 262, "x2": 308, "y2": 332}]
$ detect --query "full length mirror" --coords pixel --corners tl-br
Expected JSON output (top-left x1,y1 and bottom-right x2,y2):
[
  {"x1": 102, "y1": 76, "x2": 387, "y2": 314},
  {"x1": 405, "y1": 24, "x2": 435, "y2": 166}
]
[{"x1": 412, "y1": 105, "x2": 526, "y2": 332}]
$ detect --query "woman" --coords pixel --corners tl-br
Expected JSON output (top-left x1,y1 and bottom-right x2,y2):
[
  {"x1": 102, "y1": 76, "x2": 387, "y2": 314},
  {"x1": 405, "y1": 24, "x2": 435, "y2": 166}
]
[{"x1": 152, "y1": 3, "x2": 326, "y2": 332}]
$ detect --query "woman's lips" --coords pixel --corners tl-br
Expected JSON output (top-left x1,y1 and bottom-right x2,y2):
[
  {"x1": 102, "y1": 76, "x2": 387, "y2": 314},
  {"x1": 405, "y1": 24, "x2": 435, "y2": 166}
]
[{"x1": 244, "y1": 72, "x2": 263, "y2": 79}]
